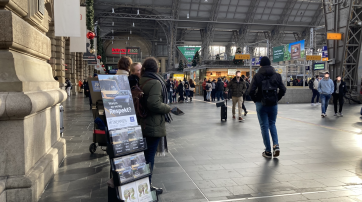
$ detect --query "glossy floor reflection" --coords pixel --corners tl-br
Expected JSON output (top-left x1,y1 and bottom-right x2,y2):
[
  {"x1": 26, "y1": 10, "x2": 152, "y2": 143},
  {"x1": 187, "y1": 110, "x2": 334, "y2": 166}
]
[{"x1": 39, "y1": 94, "x2": 362, "y2": 202}]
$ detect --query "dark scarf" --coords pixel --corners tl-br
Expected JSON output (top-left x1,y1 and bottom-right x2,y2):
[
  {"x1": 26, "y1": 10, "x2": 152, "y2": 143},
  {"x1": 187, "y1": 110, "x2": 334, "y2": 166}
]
[{"x1": 142, "y1": 72, "x2": 172, "y2": 123}]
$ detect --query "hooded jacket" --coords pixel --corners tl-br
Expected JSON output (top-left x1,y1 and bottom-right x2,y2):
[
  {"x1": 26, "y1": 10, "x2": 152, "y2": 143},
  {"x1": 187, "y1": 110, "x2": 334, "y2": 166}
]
[
  {"x1": 227, "y1": 77, "x2": 247, "y2": 97},
  {"x1": 215, "y1": 79, "x2": 224, "y2": 91},
  {"x1": 333, "y1": 80, "x2": 347, "y2": 95},
  {"x1": 247, "y1": 66, "x2": 286, "y2": 103}
]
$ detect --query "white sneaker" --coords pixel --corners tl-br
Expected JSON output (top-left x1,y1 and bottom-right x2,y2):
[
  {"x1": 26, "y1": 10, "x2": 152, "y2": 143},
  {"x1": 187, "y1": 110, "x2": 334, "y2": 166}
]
[
  {"x1": 311, "y1": 103, "x2": 315, "y2": 106},
  {"x1": 339, "y1": 113, "x2": 343, "y2": 117},
  {"x1": 334, "y1": 113, "x2": 338, "y2": 116},
  {"x1": 317, "y1": 102, "x2": 321, "y2": 105},
  {"x1": 321, "y1": 114, "x2": 325, "y2": 118}
]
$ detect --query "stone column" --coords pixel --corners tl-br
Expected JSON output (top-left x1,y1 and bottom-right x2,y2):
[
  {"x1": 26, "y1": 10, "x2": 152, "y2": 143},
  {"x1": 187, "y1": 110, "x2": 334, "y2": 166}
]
[
  {"x1": 54, "y1": 37, "x2": 65, "y2": 89},
  {"x1": 46, "y1": 22, "x2": 56, "y2": 77},
  {"x1": 71, "y1": 53, "x2": 78, "y2": 95},
  {"x1": 65, "y1": 38, "x2": 71, "y2": 82},
  {"x1": 160, "y1": 57, "x2": 166, "y2": 73},
  {"x1": 0, "y1": 2, "x2": 67, "y2": 202},
  {"x1": 89, "y1": 65, "x2": 93, "y2": 77}
]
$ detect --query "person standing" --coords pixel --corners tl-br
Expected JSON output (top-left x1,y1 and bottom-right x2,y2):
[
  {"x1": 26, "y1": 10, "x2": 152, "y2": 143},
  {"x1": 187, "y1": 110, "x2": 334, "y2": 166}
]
[
  {"x1": 139, "y1": 57, "x2": 172, "y2": 195},
  {"x1": 129, "y1": 62, "x2": 142, "y2": 89},
  {"x1": 206, "y1": 79, "x2": 212, "y2": 101},
  {"x1": 211, "y1": 79, "x2": 216, "y2": 101},
  {"x1": 178, "y1": 80, "x2": 184, "y2": 102},
  {"x1": 166, "y1": 78, "x2": 174, "y2": 104},
  {"x1": 202, "y1": 78, "x2": 207, "y2": 101},
  {"x1": 83, "y1": 79, "x2": 89, "y2": 98},
  {"x1": 333, "y1": 76, "x2": 347, "y2": 117},
  {"x1": 311, "y1": 75, "x2": 320, "y2": 106},
  {"x1": 228, "y1": 71, "x2": 247, "y2": 122},
  {"x1": 215, "y1": 78, "x2": 224, "y2": 101},
  {"x1": 184, "y1": 79, "x2": 190, "y2": 102},
  {"x1": 241, "y1": 75, "x2": 249, "y2": 116},
  {"x1": 318, "y1": 72, "x2": 334, "y2": 118},
  {"x1": 78, "y1": 80, "x2": 83, "y2": 93},
  {"x1": 65, "y1": 78, "x2": 72, "y2": 97},
  {"x1": 189, "y1": 79, "x2": 195, "y2": 102},
  {"x1": 248, "y1": 57, "x2": 286, "y2": 158}
]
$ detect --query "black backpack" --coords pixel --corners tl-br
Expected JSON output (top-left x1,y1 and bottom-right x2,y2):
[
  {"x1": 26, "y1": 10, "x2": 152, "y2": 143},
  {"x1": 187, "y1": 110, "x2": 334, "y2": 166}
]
[
  {"x1": 205, "y1": 84, "x2": 210, "y2": 90},
  {"x1": 308, "y1": 79, "x2": 314, "y2": 90},
  {"x1": 261, "y1": 74, "x2": 279, "y2": 106}
]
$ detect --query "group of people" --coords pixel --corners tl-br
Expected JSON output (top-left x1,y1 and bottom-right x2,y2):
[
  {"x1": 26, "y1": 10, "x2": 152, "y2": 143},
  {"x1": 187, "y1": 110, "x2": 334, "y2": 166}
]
[
  {"x1": 166, "y1": 78, "x2": 195, "y2": 103},
  {"x1": 201, "y1": 75, "x2": 250, "y2": 121},
  {"x1": 310, "y1": 73, "x2": 347, "y2": 117}
]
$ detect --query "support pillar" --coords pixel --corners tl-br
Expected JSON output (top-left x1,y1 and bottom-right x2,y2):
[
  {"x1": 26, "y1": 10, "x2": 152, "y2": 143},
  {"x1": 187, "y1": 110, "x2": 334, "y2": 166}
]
[
  {"x1": 160, "y1": 57, "x2": 166, "y2": 74},
  {"x1": 54, "y1": 37, "x2": 65, "y2": 89},
  {"x1": 71, "y1": 53, "x2": 78, "y2": 95},
  {"x1": 65, "y1": 38, "x2": 71, "y2": 82},
  {"x1": 0, "y1": 2, "x2": 67, "y2": 202}
]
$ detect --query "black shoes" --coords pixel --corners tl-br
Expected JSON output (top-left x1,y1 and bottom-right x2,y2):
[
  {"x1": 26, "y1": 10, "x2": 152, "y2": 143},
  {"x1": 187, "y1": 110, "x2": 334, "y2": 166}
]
[
  {"x1": 244, "y1": 111, "x2": 248, "y2": 116},
  {"x1": 262, "y1": 151, "x2": 272, "y2": 158},
  {"x1": 151, "y1": 186, "x2": 163, "y2": 195},
  {"x1": 273, "y1": 145, "x2": 280, "y2": 158}
]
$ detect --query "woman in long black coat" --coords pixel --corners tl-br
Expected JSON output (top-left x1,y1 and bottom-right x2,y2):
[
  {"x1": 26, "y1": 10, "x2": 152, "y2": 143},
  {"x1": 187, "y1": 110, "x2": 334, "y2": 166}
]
[
  {"x1": 83, "y1": 80, "x2": 89, "y2": 97},
  {"x1": 177, "y1": 80, "x2": 184, "y2": 102}
]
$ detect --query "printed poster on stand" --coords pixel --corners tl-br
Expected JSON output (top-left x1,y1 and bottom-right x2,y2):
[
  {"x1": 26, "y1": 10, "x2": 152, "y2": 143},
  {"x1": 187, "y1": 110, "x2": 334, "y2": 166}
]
[{"x1": 98, "y1": 75, "x2": 138, "y2": 130}]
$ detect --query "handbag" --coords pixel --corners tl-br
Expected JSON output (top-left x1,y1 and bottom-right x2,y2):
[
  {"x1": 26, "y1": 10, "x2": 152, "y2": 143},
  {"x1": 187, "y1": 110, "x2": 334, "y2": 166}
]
[{"x1": 189, "y1": 87, "x2": 195, "y2": 91}]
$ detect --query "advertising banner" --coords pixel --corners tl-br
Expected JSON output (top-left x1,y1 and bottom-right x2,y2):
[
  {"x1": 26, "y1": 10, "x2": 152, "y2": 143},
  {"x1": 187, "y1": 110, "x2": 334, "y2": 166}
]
[
  {"x1": 322, "y1": 46, "x2": 328, "y2": 61},
  {"x1": 228, "y1": 69, "x2": 237, "y2": 75},
  {"x1": 54, "y1": 0, "x2": 81, "y2": 37},
  {"x1": 177, "y1": 46, "x2": 201, "y2": 63},
  {"x1": 273, "y1": 46, "x2": 285, "y2": 63},
  {"x1": 83, "y1": 36, "x2": 97, "y2": 64},
  {"x1": 98, "y1": 75, "x2": 138, "y2": 130},
  {"x1": 251, "y1": 58, "x2": 256, "y2": 65},
  {"x1": 70, "y1": 7, "x2": 86, "y2": 52},
  {"x1": 287, "y1": 40, "x2": 305, "y2": 60}
]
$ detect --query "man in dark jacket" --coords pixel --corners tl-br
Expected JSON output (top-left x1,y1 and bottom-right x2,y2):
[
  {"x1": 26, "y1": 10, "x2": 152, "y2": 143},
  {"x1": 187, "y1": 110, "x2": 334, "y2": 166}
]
[
  {"x1": 166, "y1": 77, "x2": 174, "y2": 104},
  {"x1": 215, "y1": 78, "x2": 224, "y2": 101},
  {"x1": 227, "y1": 71, "x2": 247, "y2": 121},
  {"x1": 333, "y1": 76, "x2": 347, "y2": 116},
  {"x1": 248, "y1": 57, "x2": 286, "y2": 159}
]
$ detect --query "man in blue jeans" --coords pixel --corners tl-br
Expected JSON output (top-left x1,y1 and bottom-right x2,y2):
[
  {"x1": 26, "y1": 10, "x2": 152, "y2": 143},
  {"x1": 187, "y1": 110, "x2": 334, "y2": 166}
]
[
  {"x1": 318, "y1": 72, "x2": 334, "y2": 118},
  {"x1": 248, "y1": 57, "x2": 286, "y2": 158}
]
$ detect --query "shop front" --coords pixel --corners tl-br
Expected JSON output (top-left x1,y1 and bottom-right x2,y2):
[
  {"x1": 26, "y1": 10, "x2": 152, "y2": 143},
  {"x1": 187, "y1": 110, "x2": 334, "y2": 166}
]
[{"x1": 205, "y1": 68, "x2": 254, "y2": 80}]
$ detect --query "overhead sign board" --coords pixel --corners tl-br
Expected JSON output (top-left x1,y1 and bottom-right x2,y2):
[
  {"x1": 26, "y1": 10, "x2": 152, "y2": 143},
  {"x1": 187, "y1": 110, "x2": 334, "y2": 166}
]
[
  {"x1": 273, "y1": 45, "x2": 285, "y2": 62},
  {"x1": 177, "y1": 46, "x2": 201, "y2": 63},
  {"x1": 235, "y1": 54, "x2": 250, "y2": 60},
  {"x1": 306, "y1": 55, "x2": 322, "y2": 61},
  {"x1": 327, "y1": 33, "x2": 342, "y2": 40},
  {"x1": 228, "y1": 69, "x2": 237, "y2": 75}
]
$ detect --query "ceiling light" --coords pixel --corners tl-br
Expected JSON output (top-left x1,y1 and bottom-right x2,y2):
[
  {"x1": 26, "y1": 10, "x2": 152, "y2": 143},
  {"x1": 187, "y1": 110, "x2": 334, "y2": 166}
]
[
  {"x1": 112, "y1": 30, "x2": 114, "y2": 34},
  {"x1": 126, "y1": 41, "x2": 128, "y2": 45},
  {"x1": 155, "y1": 42, "x2": 157, "y2": 45},
  {"x1": 112, "y1": 8, "x2": 114, "y2": 13},
  {"x1": 130, "y1": 30, "x2": 132, "y2": 34},
  {"x1": 205, "y1": 0, "x2": 208, "y2": 1},
  {"x1": 160, "y1": 38, "x2": 162, "y2": 42},
  {"x1": 128, "y1": 36, "x2": 129, "y2": 40},
  {"x1": 112, "y1": 41, "x2": 113, "y2": 44},
  {"x1": 112, "y1": 36, "x2": 114, "y2": 40},
  {"x1": 137, "y1": 9, "x2": 139, "y2": 15},
  {"x1": 133, "y1": 22, "x2": 135, "y2": 27},
  {"x1": 187, "y1": 13, "x2": 189, "y2": 18},
  {"x1": 112, "y1": 22, "x2": 114, "y2": 26}
]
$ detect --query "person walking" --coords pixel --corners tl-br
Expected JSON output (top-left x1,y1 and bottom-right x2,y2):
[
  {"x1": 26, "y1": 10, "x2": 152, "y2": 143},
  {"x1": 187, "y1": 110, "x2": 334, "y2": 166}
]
[
  {"x1": 318, "y1": 72, "x2": 334, "y2": 118},
  {"x1": 184, "y1": 79, "x2": 190, "y2": 102},
  {"x1": 228, "y1": 71, "x2": 247, "y2": 122},
  {"x1": 311, "y1": 75, "x2": 320, "y2": 106},
  {"x1": 333, "y1": 76, "x2": 347, "y2": 117},
  {"x1": 206, "y1": 79, "x2": 212, "y2": 101},
  {"x1": 172, "y1": 84, "x2": 177, "y2": 103},
  {"x1": 202, "y1": 78, "x2": 207, "y2": 101},
  {"x1": 83, "y1": 79, "x2": 89, "y2": 98},
  {"x1": 241, "y1": 75, "x2": 249, "y2": 116},
  {"x1": 177, "y1": 80, "x2": 184, "y2": 102},
  {"x1": 139, "y1": 57, "x2": 172, "y2": 195},
  {"x1": 248, "y1": 57, "x2": 286, "y2": 158},
  {"x1": 189, "y1": 79, "x2": 195, "y2": 102},
  {"x1": 65, "y1": 78, "x2": 72, "y2": 97},
  {"x1": 215, "y1": 78, "x2": 224, "y2": 101},
  {"x1": 166, "y1": 78, "x2": 174, "y2": 104},
  {"x1": 211, "y1": 79, "x2": 216, "y2": 101},
  {"x1": 78, "y1": 80, "x2": 83, "y2": 93}
]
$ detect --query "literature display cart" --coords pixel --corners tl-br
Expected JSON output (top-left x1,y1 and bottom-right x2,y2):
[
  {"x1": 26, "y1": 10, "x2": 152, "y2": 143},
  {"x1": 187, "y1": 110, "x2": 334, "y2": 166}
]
[{"x1": 94, "y1": 75, "x2": 158, "y2": 202}]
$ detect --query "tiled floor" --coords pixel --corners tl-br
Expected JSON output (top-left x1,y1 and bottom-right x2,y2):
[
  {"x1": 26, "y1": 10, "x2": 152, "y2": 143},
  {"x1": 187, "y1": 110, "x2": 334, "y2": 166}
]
[{"x1": 39, "y1": 94, "x2": 362, "y2": 202}]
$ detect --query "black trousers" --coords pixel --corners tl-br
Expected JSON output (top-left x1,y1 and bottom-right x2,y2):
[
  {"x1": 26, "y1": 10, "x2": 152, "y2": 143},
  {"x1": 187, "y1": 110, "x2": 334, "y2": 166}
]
[
  {"x1": 203, "y1": 90, "x2": 207, "y2": 101},
  {"x1": 242, "y1": 94, "x2": 247, "y2": 112},
  {"x1": 211, "y1": 89, "x2": 216, "y2": 101},
  {"x1": 333, "y1": 93, "x2": 344, "y2": 113}
]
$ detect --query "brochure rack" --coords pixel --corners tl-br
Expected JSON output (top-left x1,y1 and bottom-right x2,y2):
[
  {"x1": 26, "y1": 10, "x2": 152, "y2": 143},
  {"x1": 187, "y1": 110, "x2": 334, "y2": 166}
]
[{"x1": 94, "y1": 75, "x2": 158, "y2": 202}]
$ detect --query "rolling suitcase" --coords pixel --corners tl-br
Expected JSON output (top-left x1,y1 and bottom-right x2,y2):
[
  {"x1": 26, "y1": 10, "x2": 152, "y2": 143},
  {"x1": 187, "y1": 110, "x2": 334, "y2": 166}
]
[{"x1": 221, "y1": 100, "x2": 227, "y2": 121}]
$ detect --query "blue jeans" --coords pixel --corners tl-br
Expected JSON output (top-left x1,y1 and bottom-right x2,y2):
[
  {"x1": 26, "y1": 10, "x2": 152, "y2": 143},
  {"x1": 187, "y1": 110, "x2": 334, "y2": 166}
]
[
  {"x1": 320, "y1": 94, "x2": 331, "y2": 114},
  {"x1": 206, "y1": 91, "x2": 211, "y2": 100},
  {"x1": 216, "y1": 91, "x2": 224, "y2": 101},
  {"x1": 144, "y1": 136, "x2": 161, "y2": 183},
  {"x1": 185, "y1": 90, "x2": 189, "y2": 100},
  {"x1": 255, "y1": 102, "x2": 279, "y2": 153},
  {"x1": 311, "y1": 89, "x2": 320, "y2": 103},
  {"x1": 168, "y1": 91, "x2": 173, "y2": 103}
]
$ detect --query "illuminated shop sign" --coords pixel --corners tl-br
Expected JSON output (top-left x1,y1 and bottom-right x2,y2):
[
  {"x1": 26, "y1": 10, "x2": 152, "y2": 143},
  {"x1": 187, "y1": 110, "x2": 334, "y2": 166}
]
[{"x1": 112, "y1": 47, "x2": 140, "y2": 55}]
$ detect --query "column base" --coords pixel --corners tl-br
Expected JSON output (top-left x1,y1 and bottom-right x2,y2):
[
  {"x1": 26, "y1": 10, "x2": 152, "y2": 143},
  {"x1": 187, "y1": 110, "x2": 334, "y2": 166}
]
[{"x1": 2, "y1": 139, "x2": 66, "y2": 202}]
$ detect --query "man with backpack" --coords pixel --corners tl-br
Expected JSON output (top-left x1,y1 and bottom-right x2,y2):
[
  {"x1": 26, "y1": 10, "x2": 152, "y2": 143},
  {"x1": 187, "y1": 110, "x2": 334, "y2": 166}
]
[
  {"x1": 228, "y1": 71, "x2": 247, "y2": 122},
  {"x1": 310, "y1": 75, "x2": 320, "y2": 106},
  {"x1": 248, "y1": 57, "x2": 286, "y2": 158}
]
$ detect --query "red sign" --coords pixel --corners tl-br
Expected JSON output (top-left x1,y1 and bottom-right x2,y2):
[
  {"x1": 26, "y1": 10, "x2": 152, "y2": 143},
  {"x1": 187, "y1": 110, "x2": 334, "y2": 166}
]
[{"x1": 112, "y1": 48, "x2": 126, "y2": 55}]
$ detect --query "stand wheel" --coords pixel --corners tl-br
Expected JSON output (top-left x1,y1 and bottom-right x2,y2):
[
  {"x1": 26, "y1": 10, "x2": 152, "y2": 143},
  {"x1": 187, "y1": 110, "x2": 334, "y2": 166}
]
[
  {"x1": 89, "y1": 143, "x2": 97, "y2": 153},
  {"x1": 60, "y1": 132, "x2": 63, "y2": 137}
]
